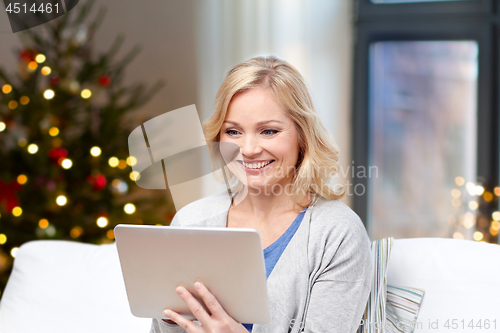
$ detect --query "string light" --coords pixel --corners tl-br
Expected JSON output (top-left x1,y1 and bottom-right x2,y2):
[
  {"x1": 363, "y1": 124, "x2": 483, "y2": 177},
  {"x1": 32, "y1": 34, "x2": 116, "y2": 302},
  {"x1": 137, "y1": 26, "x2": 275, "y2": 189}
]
[
  {"x1": 18, "y1": 138, "x2": 27, "y2": 147},
  {"x1": 465, "y1": 182, "x2": 476, "y2": 196},
  {"x1": 124, "y1": 203, "x2": 136, "y2": 214},
  {"x1": 97, "y1": 217, "x2": 108, "y2": 228},
  {"x1": 70, "y1": 226, "x2": 83, "y2": 238},
  {"x1": 90, "y1": 146, "x2": 101, "y2": 157},
  {"x1": 20, "y1": 96, "x2": 30, "y2": 105},
  {"x1": 17, "y1": 174, "x2": 27, "y2": 185},
  {"x1": 12, "y1": 207, "x2": 22, "y2": 217},
  {"x1": 106, "y1": 230, "x2": 115, "y2": 240},
  {"x1": 108, "y1": 157, "x2": 119, "y2": 167},
  {"x1": 118, "y1": 160, "x2": 127, "y2": 169},
  {"x1": 475, "y1": 185, "x2": 485, "y2": 196},
  {"x1": 81, "y1": 89, "x2": 92, "y2": 99},
  {"x1": 28, "y1": 61, "x2": 38, "y2": 71},
  {"x1": 41, "y1": 66, "x2": 51, "y2": 76},
  {"x1": 0, "y1": 234, "x2": 6, "y2": 245},
  {"x1": 111, "y1": 179, "x2": 128, "y2": 194},
  {"x1": 8, "y1": 101, "x2": 18, "y2": 109},
  {"x1": 473, "y1": 231, "x2": 483, "y2": 241},
  {"x1": 61, "y1": 158, "x2": 73, "y2": 169},
  {"x1": 49, "y1": 127, "x2": 59, "y2": 136},
  {"x1": 451, "y1": 189, "x2": 461, "y2": 198},
  {"x1": 484, "y1": 192, "x2": 493, "y2": 202},
  {"x1": 492, "y1": 221, "x2": 500, "y2": 230},
  {"x1": 45, "y1": 225, "x2": 56, "y2": 237},
  {"x1": 495, "y1": 187, "x2": 500, "y2": 196},
  {"x1": 455, "y1": 176, "x2": 465, "y2": 186},
  {"x1": 56, "y1": 195, "x2": 67, "y2": 206},
  {"x1": 35, "y1": 54, "x2": 46, "y2": 63},
  {"x1": 10, "y1": 247, "x2": 19, "y2": 258},
  {"x1": 130, "y1": 171, "x2": 140, "y2": 181},
  {"x1": 492, "y1": 211, "x2": 500, "y2": 221},
  {"x1": 2, "y1": 84, "x2": 12, "y2": 94},
  {"x1": 0, "y1": 122, "x2": 6, "y2": 132},
  {"x1": 468, "y1": 201, "x2": 478, "y2": 210},
  {"x1": 126, "y1": 156, "x2": 137, "y2": 166},
  {"x1": 39, "y1": 219, "x2": 49, "y2": 229},
  {"x1": 27, "y1": 144, "x2": 39, "y2": 154},
  {"x1": 452, "y1": 232, "x2": 464, "y2": 239},
  {"x1": 43, "y1": 89, "x2": 55, "y2": 100}
]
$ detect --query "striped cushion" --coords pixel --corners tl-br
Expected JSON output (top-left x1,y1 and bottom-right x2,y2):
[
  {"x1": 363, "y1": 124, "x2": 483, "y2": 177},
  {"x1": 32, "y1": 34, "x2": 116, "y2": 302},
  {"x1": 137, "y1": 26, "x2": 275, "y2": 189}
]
[
  {"x1": 357, "y1": 238, "x2": 425, "y2": 333},
  {"x1": 386, "y1": 285, "x2": 425, "y2": 333}
]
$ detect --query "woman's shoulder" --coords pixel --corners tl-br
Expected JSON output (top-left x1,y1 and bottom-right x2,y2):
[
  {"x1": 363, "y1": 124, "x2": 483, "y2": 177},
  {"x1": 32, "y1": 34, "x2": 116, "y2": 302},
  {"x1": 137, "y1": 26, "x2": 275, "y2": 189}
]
[
  {"x1": 309, "y1": 197, "x2": 370, "y2": 247},
  {"x1": 170, "y1": 191, "x2": 231, "y2": 226}
]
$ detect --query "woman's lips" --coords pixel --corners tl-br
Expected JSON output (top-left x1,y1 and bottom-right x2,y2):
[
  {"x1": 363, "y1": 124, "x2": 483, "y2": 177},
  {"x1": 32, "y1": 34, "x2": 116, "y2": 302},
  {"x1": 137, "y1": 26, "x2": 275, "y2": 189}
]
[{"x1": 237, "y1": 160, "x2": 275, "y2": 174}]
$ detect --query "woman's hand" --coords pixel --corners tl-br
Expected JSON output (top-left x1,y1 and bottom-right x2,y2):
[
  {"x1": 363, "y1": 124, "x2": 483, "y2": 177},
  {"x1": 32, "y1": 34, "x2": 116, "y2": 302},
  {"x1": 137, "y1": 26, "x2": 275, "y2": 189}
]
[{"x1": 163, "y1": 282, "x2": 249, "y2": 333}]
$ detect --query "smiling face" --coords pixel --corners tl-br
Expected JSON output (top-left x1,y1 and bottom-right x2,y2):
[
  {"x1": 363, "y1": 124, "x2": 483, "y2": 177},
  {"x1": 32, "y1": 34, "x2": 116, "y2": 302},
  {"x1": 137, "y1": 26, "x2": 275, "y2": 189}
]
[{"x1": 220, "y1": 87, "x2": 301, "y2": 193}]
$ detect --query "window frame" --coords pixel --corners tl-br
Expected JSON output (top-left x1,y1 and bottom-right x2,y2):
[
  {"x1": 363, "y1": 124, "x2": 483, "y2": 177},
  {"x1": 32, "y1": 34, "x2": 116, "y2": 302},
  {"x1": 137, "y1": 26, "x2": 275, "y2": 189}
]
[{"x1": 352, "y1": 0, "x2": 499, "y2": 243}]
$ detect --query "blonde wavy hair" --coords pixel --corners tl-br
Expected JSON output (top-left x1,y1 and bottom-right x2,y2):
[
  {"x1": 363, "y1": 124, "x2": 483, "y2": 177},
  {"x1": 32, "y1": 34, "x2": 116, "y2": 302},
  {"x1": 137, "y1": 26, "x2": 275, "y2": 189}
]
[{"x1": 203, "y1": 55, "x2": 344, "y2": 207}]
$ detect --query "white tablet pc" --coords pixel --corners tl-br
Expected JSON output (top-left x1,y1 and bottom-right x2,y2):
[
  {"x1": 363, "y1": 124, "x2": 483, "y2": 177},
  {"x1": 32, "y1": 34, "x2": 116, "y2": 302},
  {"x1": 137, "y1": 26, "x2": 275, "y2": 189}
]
[{"x1": 114, "y1": 224, "x2": 270, "y2": 324}]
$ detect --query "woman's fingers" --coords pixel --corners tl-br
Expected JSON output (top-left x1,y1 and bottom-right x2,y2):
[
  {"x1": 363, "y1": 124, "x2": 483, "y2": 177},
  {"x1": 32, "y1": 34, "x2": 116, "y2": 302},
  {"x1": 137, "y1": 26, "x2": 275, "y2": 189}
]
[
  {"x1": 163, "y1": 309, "x2": 200, "y2": 333},
  {"x1": 175, "y1": 286, "x2": 213, "y2": 325},
  {"x1": 193, "y1": 282, "x2": 228, "y2": 320}
]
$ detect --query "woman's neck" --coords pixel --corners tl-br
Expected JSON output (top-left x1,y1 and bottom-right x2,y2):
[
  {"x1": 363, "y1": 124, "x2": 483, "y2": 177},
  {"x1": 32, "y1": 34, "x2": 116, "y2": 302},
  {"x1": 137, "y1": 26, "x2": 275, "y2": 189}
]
[{"x1": 231, "y1": 187, "x2": 311, "y2": 220}]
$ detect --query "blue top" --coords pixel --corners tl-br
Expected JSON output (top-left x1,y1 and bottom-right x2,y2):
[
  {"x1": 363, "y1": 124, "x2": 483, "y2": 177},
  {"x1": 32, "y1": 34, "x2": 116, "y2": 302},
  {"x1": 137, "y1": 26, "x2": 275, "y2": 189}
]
[{"x1": 242, "y1": 207, "x2": 308, "y2": 332}]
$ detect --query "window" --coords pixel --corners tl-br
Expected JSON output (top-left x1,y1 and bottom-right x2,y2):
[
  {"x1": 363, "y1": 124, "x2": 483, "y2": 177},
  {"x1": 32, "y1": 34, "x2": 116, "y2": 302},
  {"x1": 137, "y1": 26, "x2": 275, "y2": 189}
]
[{"x1": 353, "y1": 0, "x2": 498, "y2": 243}]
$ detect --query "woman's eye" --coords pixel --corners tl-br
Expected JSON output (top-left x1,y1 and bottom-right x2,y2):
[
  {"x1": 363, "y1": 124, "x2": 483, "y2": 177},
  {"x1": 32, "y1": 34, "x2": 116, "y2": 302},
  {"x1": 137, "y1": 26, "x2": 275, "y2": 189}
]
[
  {"x1": 225, "y1": 129, "x2": 239, "y2": 136},
  {"x1": 262, "y1": 129, "x2": 279, "y2": 136}
]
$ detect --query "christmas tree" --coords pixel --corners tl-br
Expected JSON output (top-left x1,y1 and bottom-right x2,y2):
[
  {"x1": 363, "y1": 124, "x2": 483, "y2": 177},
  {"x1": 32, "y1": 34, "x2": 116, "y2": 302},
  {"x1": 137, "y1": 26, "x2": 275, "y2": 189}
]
[{"x1": 0, "y1": 0, "x2": 172, "y2": 294}]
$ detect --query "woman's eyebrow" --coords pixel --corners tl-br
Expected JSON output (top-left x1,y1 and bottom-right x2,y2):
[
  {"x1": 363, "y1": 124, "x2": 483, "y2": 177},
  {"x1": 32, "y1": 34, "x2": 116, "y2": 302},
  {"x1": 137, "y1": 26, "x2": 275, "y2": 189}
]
[{"x1": 223, "y1": 120, "x2": 283, "y2": 126}]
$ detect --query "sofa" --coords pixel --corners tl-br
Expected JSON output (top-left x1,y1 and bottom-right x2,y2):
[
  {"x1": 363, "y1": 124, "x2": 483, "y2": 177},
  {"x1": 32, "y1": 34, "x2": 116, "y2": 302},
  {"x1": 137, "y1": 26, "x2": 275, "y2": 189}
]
[{"x1": 0, "y1": 237, "x2": 499, "y2": 333}]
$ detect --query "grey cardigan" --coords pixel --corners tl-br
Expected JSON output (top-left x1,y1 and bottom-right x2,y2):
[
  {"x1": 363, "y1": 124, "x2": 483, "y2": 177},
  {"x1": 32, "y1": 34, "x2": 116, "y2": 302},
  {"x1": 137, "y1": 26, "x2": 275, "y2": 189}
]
[{"x1": 150, "y1": 192, "x2": 373, "y2": 333}]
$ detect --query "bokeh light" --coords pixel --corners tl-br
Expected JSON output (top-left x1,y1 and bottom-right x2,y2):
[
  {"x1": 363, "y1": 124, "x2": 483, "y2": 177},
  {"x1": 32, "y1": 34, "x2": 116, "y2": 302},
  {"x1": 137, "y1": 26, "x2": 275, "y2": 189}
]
[
  {"x1": 2, "y1": 84, "x2": 12, "y2": 94},
  {"x1": 70, "y1": 226, "x2": 83, "y2": 238},
  {"x1": 90, "y1": 146, "x2": 101, "y2": 157},
  {"x1": 49, "y1": 127, "x2": 59, "y2": 136},
  {"x1": 41, "y1": 66, "x2": 51, "y2": 76},
  {"x1": 124, "y1": 203, "x2": 136, "y2": 214},
  {"x1": 11, "y1": 247, "x2": 19, "y2": 258},
  {"x1": 12, "y1": 207, "x2": 22, "y2": 217},
  {"x1": 81, "y1": 89, "x2": 92, "y2": 99},
  {"x1": 108, "y1": 157, "x2": 119, "y2": 167},
  {"x1": 39, "y1": 219, "x2": 49, "y2": 229},
  {"x1": 97, "y1": 217, "x2": 108, "y2": 228},
  {"x1": 18, "y1": 138, "x2": 27, "y2": 147},
  {"x1": 28, "y1": 61, "x2": 38, "y2": 70},
  {"x1": 129, "y1": 171, "x2": 140, "y2": 181},
  {"x1": 61, "y1": 158, "x2": 73, "y2": 169},
  {"x1": 43, "y1": 89, "x2": 55, "y2": 100},
  {"x1": 35, "y1": 54, "x2": 46, "y2": 63},
  {"x1": 28, "y1": 144, "x2": 39, "y2": 154},
  {"x1": 56, "y1": 195, "x2": 67, "y2": 206},
  {"x1": 126, "y1": 156, "x2": 137, "y2": 166},
  {"x1": 8, "y1": 100, "x2": 18, "y2": 109},
  {"x1": 17, "y1": 174, "x2": 27, "y2": 185},
  {"x1": 20, "y1": 96, "x2": 30, "y2": 105}
]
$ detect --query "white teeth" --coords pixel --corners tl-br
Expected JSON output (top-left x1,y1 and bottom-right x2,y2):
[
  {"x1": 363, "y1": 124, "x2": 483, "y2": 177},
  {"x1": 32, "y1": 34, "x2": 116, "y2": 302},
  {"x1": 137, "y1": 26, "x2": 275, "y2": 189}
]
[{"x1": 243, "y1": 161, "x2": 272, "y2": 169}]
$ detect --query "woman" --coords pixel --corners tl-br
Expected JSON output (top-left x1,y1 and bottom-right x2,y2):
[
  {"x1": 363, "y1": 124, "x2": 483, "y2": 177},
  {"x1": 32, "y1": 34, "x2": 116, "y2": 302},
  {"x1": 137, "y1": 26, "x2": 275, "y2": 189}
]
[{"x1": 150, "y1": 56, "x2": 372, "y2": 333}]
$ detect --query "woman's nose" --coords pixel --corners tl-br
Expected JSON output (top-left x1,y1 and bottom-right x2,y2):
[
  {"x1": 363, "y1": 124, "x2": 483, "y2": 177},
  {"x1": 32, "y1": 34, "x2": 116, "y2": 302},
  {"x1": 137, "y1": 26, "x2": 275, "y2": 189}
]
[{"x1": 240, "y1": 135, "x2": 262, "y2": 157}]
